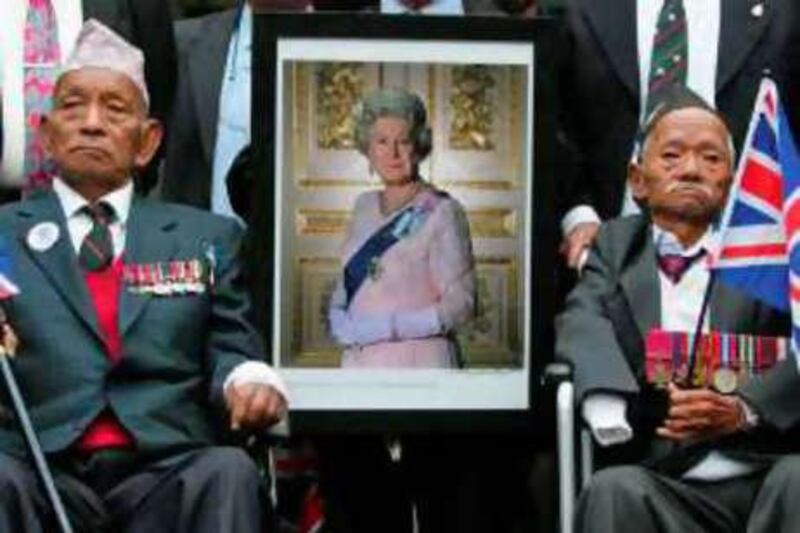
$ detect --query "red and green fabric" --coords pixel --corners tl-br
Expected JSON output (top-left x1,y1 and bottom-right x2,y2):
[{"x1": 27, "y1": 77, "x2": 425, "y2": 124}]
[{"x1": 646, "y1": 0, "x2": 688, "y2": 115}]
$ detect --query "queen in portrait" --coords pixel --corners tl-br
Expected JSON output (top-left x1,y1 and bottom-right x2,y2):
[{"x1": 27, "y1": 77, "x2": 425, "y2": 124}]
[{"x1": 327, "y1": 88, "x2": 477, "y2": 368}]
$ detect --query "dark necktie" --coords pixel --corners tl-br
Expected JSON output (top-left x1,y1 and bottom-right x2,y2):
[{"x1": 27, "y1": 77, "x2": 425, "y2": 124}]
[
  {"x1": 657, "y1": 249, "x2": 705, "y2": 284},
  {"x1": 79, "y1": 203, "x2": 114, "y2": 271},
  {"x1": 646, "y1": 0, "x2": 688, "y2": 114}
]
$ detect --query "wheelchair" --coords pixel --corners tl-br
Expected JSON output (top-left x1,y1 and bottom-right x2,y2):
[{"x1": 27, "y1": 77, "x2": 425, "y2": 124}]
[{"x1": 545, "y1": 362, "x2": 593, "y2": 533}]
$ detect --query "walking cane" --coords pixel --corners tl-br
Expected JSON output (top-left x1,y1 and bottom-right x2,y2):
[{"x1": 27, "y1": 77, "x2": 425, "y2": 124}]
[{"x1": 0, "y1": 309, "x2": 73, "y2": 533}]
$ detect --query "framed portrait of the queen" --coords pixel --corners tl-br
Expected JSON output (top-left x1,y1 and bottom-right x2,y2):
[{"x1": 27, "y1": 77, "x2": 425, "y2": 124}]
[{"x1": 251, "y1": 13, "x2": 557, "y2": 431}]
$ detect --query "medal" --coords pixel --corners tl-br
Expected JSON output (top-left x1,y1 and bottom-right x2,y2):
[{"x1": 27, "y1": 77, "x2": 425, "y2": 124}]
[
  {"x1": 367, "y1": 257, "x2": 382, "y2": 280},
  {"x1": 713, "y1": 335, "x2": 737, "y2": 393},
  {"x1": 204, "y1": 242, "x2": 217, "y2": 288},
  {"x1": 713, "y1": 367, "x2": 738, "y2": 394},
  {"x1": 691, "y1": 333, "x2": 707, "y2": 388},
  {"x1": 654, "y1": 360, "x2": 669, "y2": 389},
  {"x1": 153, "y1": 262, "x2": 170, "y2": 295}
]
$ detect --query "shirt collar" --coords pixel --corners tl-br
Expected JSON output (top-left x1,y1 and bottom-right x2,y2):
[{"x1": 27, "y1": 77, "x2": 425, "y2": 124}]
[
  {"x1": 652, "y1": 224, "x2": 715, "y2": 257},
  {"x1": 52, "y1": 177, "x2": 134, "y2": 225}
]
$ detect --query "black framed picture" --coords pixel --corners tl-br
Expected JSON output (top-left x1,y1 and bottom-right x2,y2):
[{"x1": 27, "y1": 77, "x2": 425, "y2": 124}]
[{"x1": 251, "y1": 13, "x2": 557, "y2": 432}]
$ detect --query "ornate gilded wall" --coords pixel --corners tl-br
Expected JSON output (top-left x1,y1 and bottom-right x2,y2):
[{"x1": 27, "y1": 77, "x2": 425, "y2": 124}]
[{"x1": 279, "y1": 60, "x2": 530, "y2": 368}]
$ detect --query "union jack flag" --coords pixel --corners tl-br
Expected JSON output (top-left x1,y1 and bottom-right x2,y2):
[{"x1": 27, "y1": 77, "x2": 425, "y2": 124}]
[
  {"x1": 0, "y1": 238, "x2": 19, "y2": 300},
  {"x1": 713, "y1": 77, "x2": 800, "y2": 364}
]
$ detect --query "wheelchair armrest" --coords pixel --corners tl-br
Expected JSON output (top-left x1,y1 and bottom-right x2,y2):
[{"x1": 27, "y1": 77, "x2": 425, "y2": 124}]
[
  {"x1": 553, "y1": 371, "x2": 576, "y2": 533},
  {"x1": 543, "y1": 361, "x2": 573, "y2": 387}
]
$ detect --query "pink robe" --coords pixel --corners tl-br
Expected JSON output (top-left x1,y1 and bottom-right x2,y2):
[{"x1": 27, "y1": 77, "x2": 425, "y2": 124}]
[{"x1": 329, "y1": 188, "x2": 476, "y2": 368}]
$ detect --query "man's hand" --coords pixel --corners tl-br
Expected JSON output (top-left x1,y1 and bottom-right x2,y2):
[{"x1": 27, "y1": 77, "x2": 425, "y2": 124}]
[
  {"x1": 656, "y1": 383, "x2": 746, "y2": 443},
  {"x1": 225, "y1": 383, "x2": 287, "y2": 431},
  {"x1": 559, "y1": 221, "x2": 600, "y2": 270}
]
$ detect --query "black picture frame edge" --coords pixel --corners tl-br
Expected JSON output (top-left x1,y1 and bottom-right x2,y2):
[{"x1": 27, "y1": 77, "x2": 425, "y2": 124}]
[{"x1": 250, "y1": 13, "x2": 559, "y2": 435}]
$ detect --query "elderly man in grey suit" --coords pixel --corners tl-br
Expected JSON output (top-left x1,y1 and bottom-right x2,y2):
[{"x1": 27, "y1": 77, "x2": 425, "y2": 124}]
[
  {"x1": 557, "y1": 86, "x2": 800, "y2": 532},
  {"x1": 0, "y1": 19, "x2": 287, "y2": 533}
]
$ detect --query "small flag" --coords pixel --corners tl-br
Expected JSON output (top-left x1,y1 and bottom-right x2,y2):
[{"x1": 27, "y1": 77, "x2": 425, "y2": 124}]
[
  {"x1": 713, "y1": 77, "x2": 800, "y2": 367},
  {"x1": 0, "y1": 237, "x2": 19, "y2": 300}
]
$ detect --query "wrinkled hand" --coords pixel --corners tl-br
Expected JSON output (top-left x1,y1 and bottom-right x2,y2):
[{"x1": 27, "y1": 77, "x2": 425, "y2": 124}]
[
  {"x1": 0, "y1": 324, "x2": 19, "y2": 358},
  {"x1": 559, "y1": 222, "x2": 600, "y2": 270},
  {"x1": 656, "y1": 383, "x2": 745, "y2": 443},
  {"x1": 225, "y1": 383, "x2": 287, "y2": 431}
]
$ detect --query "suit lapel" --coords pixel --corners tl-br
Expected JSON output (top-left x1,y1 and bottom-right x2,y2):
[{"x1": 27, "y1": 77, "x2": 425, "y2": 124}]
[
  {"x1": 189, "y1": 10, "x2": 238, "y2": 162},
  {"x1": 619, "y1": 220, "x2": 660, "y2": 340},
  {"x1": 16, "y1": 194, "x2": 104, "y2": 342},
  {"x1": 582, "y1": 0, "x2": 639, "y2": 99},
  {"x1": 118, "y1": 199, "x2": 179, "y2": 336},
  {"x1": 716, "y1": 0, "x2": 770, "y2": 93}
]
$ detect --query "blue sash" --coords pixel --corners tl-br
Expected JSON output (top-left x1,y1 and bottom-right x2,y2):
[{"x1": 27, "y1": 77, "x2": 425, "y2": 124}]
[{"x1": 343, "y1": 191, "x2": 444, "y2": 307}]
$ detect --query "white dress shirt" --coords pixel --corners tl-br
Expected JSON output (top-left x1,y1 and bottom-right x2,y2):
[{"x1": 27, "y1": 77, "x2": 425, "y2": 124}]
[
  {"x1": 210, "y1": 4, "x2": 252, "y2": 221},
  {"x1": 381, "y1": 0, "x2": 464, "y2": 15},
  {"x1": 0, "y1": 1, "x2": 84, "y2": 188},
  {"x1": 562, "y1": 0, "x2": 721, "y2": 232},
  {"x1": 51, "y1": 177, "x2": 289, "y2": 402}
]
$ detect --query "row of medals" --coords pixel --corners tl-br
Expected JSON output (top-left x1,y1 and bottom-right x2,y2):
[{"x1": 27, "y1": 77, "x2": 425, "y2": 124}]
[
  {"x1": 122, "y1": 260, "x2": 209, "y2": 295},
  {"x1": 652, "y1": 339, "x2": 759, "y2": 395}
]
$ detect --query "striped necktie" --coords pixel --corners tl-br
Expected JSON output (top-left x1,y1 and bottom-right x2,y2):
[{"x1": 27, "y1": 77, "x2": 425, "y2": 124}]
[
  {"x1": 79, "y1": 203, "x2": 115, "y2": 272},
  {"x1": 646, "y1": 0, "x2": 688, "y2": 115},
  {"x1": 23, "y1": 0, "x2": 61, "y2": 193}
]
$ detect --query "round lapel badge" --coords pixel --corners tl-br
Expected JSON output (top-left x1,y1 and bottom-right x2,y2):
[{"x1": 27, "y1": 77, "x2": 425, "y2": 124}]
[{"x1": 27, "y1": 222, "x2": 60, "y2": 252}]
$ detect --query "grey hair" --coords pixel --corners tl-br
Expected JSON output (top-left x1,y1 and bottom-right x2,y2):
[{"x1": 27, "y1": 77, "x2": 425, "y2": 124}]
[{"x1": 353, "y1": 88, "x2": 432, "y2": 160}]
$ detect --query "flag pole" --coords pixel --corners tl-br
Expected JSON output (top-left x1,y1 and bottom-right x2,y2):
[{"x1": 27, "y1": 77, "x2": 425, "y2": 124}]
[
  {"x1": 0, "y1": 311, "x2": 73, "y2": 533},
  {"x1": 683, "y1": 272, "x2": 716, "y2": 388}
]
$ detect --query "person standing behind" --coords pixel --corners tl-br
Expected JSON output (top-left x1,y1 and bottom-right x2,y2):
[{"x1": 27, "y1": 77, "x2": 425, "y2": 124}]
[
  {"x1": 162, "y1": 0, "x2": 311, "y2": 218},
  {"x1": 557, "y1": 0, "x2": 800, "y2": 270},
  {"x1": 0, "y1": 0, "x2": 176, "y2": 200}
]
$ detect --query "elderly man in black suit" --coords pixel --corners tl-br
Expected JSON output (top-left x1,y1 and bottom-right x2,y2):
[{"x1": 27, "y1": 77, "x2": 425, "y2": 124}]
[
  {"x1": 0, "y1": 19, "x2": 286, "y2": 532},
  {"x1": 557, "y1": 0, "x2": 800, "y2": 269},
  {"x1": 557, "y1": 87, "x2": 800, "y2": 532}
]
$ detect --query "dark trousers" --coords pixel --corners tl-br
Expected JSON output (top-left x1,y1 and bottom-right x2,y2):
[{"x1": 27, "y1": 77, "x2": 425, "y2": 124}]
[
  {"x1": 0, "y1": 446, "x2": 264, "y2": 533},
  {"x1": 316, "y1": 436, "x2": 534, "y2": 533},
  {"x1": 575, "y1": 456, "x2": 800, "y2": 533}
]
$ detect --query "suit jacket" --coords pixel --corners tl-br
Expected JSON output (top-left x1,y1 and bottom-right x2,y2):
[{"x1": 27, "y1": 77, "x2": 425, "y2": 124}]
[
  {"x1": 84, "y1": 0, "x2": 177, "y2": 195},
  {"x1": 556, "y1": 215, "x2": 800, "y2": 471},
  {"x1": 159, "y1": 2, "x2": 535, "y2": 209},
  {"x1": 557, "y1": 0, "x2": 800, "y2": 220},
  {"x1": 463, "y1": 0, "x2": 533, "y2": 15},
  {"x1": 0, "y1": 191, "x2": 262, "y2": 459},
  {"x1": 161, "y1": 9, "x2": 237, "y2": 210}
]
